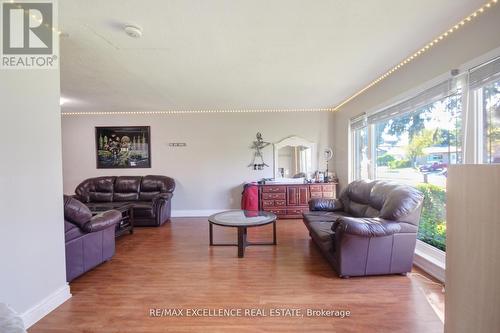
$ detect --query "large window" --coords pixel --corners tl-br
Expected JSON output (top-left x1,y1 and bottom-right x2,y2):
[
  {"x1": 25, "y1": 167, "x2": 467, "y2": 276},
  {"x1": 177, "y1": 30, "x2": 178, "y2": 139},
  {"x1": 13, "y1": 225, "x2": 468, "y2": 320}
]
[
  {"x1": 470, "y1": 56, "x2": 500, "y2": 163},
  {"x1": 350, "y1": 55, "x2": 500, "y2": 255},
  {"x1": 373, "y1": 93, "x2": 462, "y2": 251},
  {"x1": 350, "y1": 77, "x2": 465, "y2": 252},
  {"x1": 351, "y1": 115, "x2": 369, "y2": 180},
  {"x1": 472, "y1": 81, "x2": 500, "y2": 163},
  {"x1": 482, "y1": 80, "x2": 500, "y2": 163}
]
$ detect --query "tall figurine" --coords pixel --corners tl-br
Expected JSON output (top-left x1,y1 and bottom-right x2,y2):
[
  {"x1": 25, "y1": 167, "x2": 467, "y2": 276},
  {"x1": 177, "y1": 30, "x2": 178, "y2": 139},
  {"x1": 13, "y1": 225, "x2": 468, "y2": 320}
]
[{"x1": 248, "y1": 132, "x2": 270, "y2": 170}]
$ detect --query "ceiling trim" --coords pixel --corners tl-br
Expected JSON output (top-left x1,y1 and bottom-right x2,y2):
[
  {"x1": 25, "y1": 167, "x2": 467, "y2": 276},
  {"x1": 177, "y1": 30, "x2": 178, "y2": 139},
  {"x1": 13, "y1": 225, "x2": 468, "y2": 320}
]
[
  {"x1": 60, "y1": 1, "x2": 496, "y2": 116},
  {"x1": 61, "y1": 108, "x2": 334, "y2": 116},
  {"x1": 332, "y1": 0, "x2": 498, "y2": 111}
]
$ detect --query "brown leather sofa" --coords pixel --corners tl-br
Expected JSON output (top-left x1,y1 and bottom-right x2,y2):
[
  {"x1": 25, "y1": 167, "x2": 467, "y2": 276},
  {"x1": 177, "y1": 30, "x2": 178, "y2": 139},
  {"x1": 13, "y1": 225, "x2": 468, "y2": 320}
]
[
  {"x1": 303, "y1": 180, "x2": 423, "y2": 278},
  {"x1": 74, "y1": 175, "x2": 175, "y2": 227}
]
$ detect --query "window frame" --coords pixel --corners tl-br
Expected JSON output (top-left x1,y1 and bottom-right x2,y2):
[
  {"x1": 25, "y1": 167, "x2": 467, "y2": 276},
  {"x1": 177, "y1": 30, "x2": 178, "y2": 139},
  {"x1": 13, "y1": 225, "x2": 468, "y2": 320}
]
[
  {"x1": 349, "y1": 114, "x2": 368, "y2": 182},
  {"x1": 346, "y1": 52, "x2": 500, "y2": 281},
  {"x1": 472, "y1": 79, "x2": 500, "y2": 164}
]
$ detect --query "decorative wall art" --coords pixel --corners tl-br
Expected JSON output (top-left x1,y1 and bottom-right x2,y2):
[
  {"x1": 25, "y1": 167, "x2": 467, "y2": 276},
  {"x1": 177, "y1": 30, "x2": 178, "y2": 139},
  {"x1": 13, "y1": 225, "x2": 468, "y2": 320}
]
[
  {"x1": 248, "y1": 132, "x2": 270, "y2": 170},
  {"x1": 95, "y1": 126, "x2": 151, "y2": 168}
]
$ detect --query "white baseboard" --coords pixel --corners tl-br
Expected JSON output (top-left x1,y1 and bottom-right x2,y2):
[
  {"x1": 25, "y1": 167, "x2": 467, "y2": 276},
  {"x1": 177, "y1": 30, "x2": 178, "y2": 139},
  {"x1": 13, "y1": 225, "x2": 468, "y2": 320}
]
[
  {"x1": 21, "y1": 284, "x2": 71, "y2": 329},
  {"x1": 172, "y1": 209, "x2": 226, "y2": 217}
]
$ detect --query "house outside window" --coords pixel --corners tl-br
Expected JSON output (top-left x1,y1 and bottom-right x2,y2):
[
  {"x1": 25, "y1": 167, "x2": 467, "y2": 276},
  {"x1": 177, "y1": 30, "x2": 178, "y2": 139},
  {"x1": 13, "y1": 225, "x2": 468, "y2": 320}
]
[
  {"x1": 350, "y1": 77, "x2": 465, "y2": 253},
  {"x1": 349, "y1": 55, "x2": 500, "y2": 255},
  {"x1": 372, "y1": 92, "x2": 462, "y2": 251}
]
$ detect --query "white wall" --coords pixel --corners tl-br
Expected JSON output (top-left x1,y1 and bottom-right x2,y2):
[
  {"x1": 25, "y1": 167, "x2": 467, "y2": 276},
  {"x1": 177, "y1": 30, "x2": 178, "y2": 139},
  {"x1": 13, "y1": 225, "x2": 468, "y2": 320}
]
[
  {"x1": 61, "y1": 111, "x2": 334, "y2": 215},
  {"x1": 0, "y1": 61, "x2": 69, "y2": 324},
  {"x1": 333, "y1": 5, "x2": 500, "y2": 189}
]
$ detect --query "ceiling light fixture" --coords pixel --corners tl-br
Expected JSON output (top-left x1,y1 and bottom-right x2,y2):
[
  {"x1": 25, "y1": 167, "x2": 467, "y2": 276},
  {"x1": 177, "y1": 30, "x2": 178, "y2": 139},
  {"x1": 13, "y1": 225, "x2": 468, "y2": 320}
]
[
  {"x1": 332, "y1": 0, "x2": 498, "y2": 111},
  {"x1": 124, "y1": 24, "x2": 143, "y2": 38}
]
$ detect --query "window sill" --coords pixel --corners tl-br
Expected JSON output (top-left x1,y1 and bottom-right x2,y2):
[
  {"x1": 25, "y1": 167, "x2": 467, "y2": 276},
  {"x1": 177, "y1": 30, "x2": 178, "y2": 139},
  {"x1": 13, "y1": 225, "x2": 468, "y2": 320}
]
[{"x1": 414, "y1": 240, "x2": 446, "y2": 283}]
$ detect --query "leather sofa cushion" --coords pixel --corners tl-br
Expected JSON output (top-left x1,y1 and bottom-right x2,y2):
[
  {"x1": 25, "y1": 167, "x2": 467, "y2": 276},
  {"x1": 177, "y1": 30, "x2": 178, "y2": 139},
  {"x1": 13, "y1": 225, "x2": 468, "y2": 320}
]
[
  {"x1": 141, "y1": 175, "x2": 175, "y2": 193},
  {"x1": 89, "y1": 177, "x2": 115, "y2": 202},
  {"x1": 113, "y1": 176, "x2": 141, "y2": 201},
  {"x1": 114, "y1": 192, "x2": 139, "y2": 202},
  {"x1": 308, "y1": 198, "x2": 343, "y2": 212},
  {"x1": 93, "y1": 177, "x2": 115, "y2": 192},
  {"x1": 114, "y1": 177, "x2": 141, "y2": 193},
  {"x1": 346, "y1": 201, "x2": 368, "y2": 217},
  {"x1": 89, "y1": 176, "x2": 115, "y2": 202},
  {"x1": 64, "y1": 220, "x2": 76, "y2": 233},
  {"x1": 336, "y1": 180, "x2": 423, "y2": 224},
  {"x1": 344, "y1": 180, "x2": 375, "y2": 205},
  {"x1": 308, "y1": 221, "x2": 335, "y2": 253},
  {"x1": 337, "y1": 217, "x2": 401, "y2": 237},
  {"x1": 75, "y1": 176, "x2": 115, "y2": 203},
  {"x1": 133, "y1": 201, "x2": 155, "y2": 218},
  {"x1": 139, "y1": 191, "x2": 160, "y2": 201},
  {"x1": 376, "y1": 184, "x2": 423, "y2": 221},
  {"x1": 346, "y1": 203, "x2": 379, "y2": 218},
  {"x1": 309, "y1": 222, "x2": 335, "y2": 241},
  {"x1": 84, "y1": 210, "x2": 121, "y2": 232},
  {"x1": 364, "y1": 206, "x2": 380, "y2": 217},
  {"x1": 65, "y1": 220, "x2": 86, "y2": 242},
  {"x1": 139, "y1": 175, "x2": 176, "y2": 201},
  {"x1": 303, "y1": 211, "x2": 346, "y2": 224},
  {"x1": 64, "y1": 195, "x2": 92, "y2": 227},
  {"x1": 90, "y1": 192, "x2": 113, "y2": 202}
]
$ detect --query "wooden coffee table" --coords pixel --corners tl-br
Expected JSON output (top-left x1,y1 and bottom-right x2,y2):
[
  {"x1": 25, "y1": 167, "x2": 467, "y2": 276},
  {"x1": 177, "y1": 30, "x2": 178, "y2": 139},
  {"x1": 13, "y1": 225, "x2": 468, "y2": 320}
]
[
  {"x1": 208, "y1": 210, "x2": 277, "y2": 258},
  {"x1": 86, "y1": 202, "x2": 134, "y2": 238}
]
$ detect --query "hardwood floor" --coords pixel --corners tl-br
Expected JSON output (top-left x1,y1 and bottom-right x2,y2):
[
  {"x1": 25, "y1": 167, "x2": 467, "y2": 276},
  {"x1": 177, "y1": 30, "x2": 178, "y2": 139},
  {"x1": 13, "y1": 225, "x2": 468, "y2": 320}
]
[{"x1": 30, "y1": 218, "x2": 444, "y2": 333}]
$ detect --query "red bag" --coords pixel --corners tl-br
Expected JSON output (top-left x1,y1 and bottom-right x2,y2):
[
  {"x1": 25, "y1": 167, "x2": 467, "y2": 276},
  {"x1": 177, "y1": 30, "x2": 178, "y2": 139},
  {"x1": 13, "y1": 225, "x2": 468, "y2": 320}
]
[{"x1": 241, "y1": 183, "x2": 259, "y2": 211}]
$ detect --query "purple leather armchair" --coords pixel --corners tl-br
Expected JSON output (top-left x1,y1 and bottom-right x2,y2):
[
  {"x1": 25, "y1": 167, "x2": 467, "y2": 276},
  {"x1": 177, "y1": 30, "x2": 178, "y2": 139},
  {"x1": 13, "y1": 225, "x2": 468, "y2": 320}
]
[
  {"x1": 303, "y1": 180, "x2": 423, "y2": 278},
  {"x1": 64, "y1": 195, "x2": 121, "y2": 282}
]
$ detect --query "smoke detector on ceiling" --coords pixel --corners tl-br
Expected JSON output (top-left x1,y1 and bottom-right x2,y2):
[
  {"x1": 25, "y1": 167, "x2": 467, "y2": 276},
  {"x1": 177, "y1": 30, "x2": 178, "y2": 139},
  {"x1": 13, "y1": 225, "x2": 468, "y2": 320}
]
[{"x1": 124, "y1": 24, "x2": 142, "y2": 38}]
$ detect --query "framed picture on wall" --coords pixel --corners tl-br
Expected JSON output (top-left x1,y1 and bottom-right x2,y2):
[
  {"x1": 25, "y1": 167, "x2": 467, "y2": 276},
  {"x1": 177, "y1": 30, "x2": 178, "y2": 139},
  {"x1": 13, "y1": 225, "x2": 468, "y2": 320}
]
[{"x1": 95, "y1": 126, "x2": 151, "y2": 169}]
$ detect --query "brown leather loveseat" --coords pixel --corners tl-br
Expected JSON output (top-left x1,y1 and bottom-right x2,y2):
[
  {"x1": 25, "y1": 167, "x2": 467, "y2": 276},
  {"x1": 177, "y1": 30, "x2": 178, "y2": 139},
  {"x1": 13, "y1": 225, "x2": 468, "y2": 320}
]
[
  {"x1": 74, "y1": 175, "x2": 175, "y2": 226},
  {"x1": 303, "y1": 180, "x2": 423, "y2": 278}
]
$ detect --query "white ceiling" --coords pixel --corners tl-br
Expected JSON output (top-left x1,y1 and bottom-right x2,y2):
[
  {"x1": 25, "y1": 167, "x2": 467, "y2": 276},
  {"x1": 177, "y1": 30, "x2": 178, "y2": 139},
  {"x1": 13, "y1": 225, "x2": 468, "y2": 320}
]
[{"x1": 59, "y1": 0, "x2": 485, "y2": 113}]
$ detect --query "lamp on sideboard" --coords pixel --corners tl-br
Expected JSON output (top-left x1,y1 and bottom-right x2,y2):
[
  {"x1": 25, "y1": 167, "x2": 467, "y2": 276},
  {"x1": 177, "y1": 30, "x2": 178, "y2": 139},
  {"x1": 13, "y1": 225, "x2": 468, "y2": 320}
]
[{"x1": 323, "y1": 147, "x2": 333, "y2": 182}]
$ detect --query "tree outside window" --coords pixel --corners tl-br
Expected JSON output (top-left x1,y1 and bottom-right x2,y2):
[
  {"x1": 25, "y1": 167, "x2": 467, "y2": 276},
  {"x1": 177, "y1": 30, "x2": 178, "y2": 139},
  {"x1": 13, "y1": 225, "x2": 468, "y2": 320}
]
[{"x1": 374, "y1": 94, "x2": 462, "y2": 251}]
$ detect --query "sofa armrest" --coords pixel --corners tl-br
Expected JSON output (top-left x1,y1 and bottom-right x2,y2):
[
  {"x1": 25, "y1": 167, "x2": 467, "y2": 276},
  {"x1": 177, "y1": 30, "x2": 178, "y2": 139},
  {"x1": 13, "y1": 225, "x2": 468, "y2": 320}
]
[
  {"x1": 308, "y1": 198, "x2": 343, "y2": 212},
  {"x1": 335, "y1": 216, "x2": 401, "y2": 237},
  {"x1": 153, "y1": 192, "x2": 172, "y2": 205},
  {"x1": 83, "y1": 210, "x2": 121, "y2": 233},
  {"x1": 153, "y1": 192, "x2": 173, "y2": 201},
  {"x1": 152, "y1": 192, "x2": 173, "y2": 212}
]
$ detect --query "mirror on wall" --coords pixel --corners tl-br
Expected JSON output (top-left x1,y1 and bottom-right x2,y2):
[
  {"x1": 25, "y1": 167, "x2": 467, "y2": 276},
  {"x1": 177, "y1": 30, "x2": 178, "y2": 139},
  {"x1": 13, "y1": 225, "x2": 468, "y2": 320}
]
[{"x1": 274, "y1": 136, "x2": 317, "y2": 179}]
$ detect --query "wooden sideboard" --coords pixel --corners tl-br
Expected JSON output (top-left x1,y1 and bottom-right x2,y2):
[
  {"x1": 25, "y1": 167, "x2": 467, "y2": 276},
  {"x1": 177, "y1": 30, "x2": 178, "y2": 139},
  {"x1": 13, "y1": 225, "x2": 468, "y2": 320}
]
[{"x1": 259, "y1": 183, "x2": 337, "y2": 218}]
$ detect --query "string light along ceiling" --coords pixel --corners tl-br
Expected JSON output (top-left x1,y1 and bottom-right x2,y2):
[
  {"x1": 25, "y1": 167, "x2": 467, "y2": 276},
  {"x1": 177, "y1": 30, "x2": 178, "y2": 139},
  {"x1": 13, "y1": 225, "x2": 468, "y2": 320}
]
[
  {"x1": 61, "y1": 0, "x2": 498, "y2": 116},
  {"x1": 61, "y1": 109, "x2": 331, "y2": 115},
  {"x1": 332, "y1": 0, "x2": 498, "y2": 111}
]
